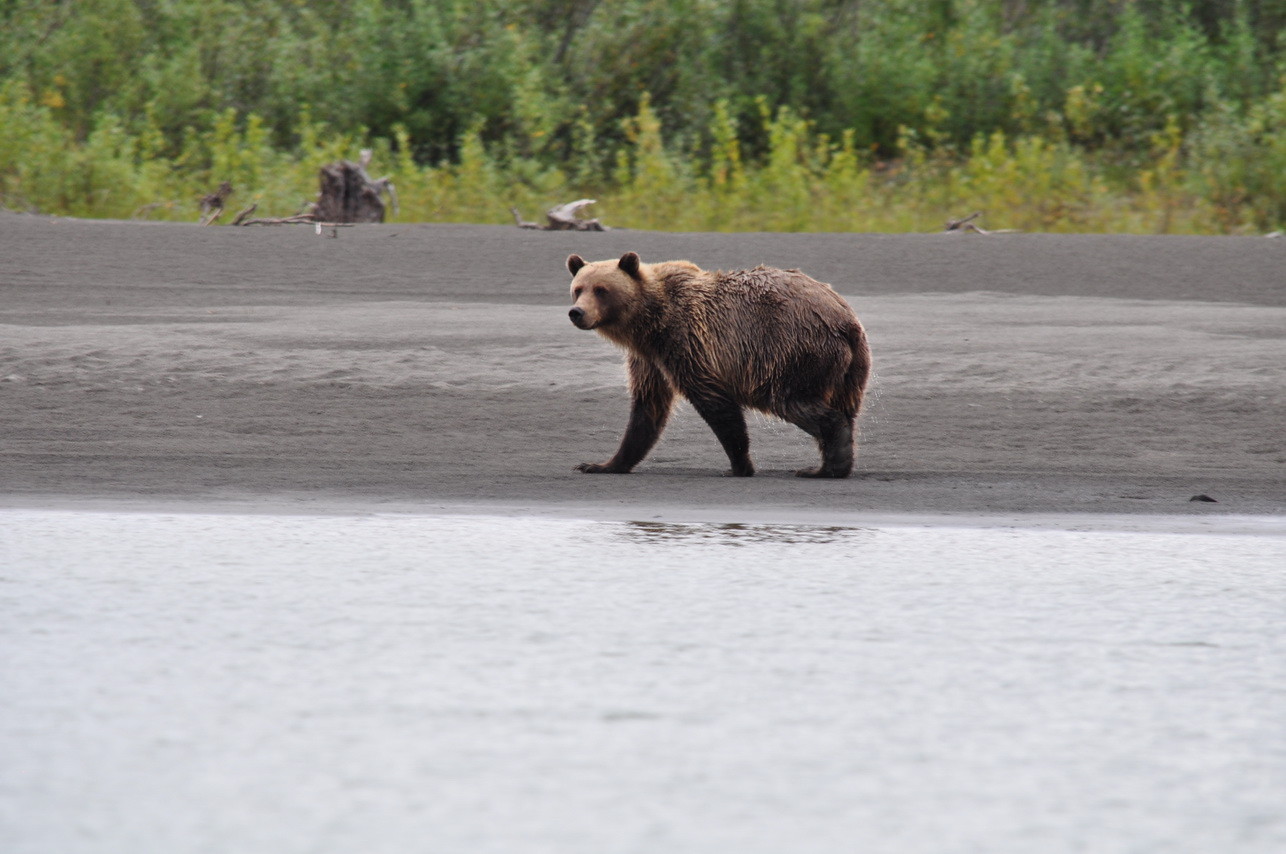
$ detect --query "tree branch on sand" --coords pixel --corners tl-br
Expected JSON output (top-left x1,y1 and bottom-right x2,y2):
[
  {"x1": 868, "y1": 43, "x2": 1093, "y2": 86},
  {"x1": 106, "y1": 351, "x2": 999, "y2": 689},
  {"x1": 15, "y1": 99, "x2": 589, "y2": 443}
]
[
  {"x1": 237, "y1": 213, "x2": 318, "y2": 226},
  {"x1": 512, "y1": 199, "x2": 608, "y2": 231},
  {"x1": 230, "y1": 203, "x2": 258, "y2": 226},
  {"x1": 236, "y1": 198, "x2": 318, "y2": 226},
  {"x1": 943, "y1": 211, "x2": 1019, "y2": 234}
]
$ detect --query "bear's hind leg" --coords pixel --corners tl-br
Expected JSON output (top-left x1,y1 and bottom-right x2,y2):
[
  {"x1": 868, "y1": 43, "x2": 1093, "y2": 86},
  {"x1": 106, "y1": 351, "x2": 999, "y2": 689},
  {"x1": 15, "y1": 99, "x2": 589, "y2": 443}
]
[{"x1": 784, "y1": 402, "x2": 854, "y2": 479}]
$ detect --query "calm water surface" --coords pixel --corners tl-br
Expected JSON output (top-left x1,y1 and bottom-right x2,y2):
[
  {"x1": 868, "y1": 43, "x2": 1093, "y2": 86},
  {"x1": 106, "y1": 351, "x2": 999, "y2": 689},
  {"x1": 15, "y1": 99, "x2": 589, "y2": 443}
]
[{"x1": 2, "y1": 510, "x2": 1284, "y2": 854}]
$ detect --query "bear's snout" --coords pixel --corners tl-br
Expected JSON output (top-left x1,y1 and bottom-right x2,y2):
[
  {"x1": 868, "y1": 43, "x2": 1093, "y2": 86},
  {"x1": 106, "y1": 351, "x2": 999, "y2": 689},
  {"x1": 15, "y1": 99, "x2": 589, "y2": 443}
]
[{"x1": 568, "y1": 306, "x2": 588, "y2": 328}]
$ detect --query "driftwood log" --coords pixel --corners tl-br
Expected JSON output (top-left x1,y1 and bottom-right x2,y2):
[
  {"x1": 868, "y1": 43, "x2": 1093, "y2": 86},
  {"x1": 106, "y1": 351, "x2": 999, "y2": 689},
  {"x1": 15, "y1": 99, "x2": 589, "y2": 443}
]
[
  {"x1": 943, "y1": 211, "x2": 1018, "y2": 234},
  {"x1": 237, "y1": 211, "x2": 317, "y2": 227},
  {"x1": 230, "y1": 203, "x2": 258, "y2": 226},
  {"x1": 313, "y1": 149, "x2": 398, "y2": 224},
  {"x1": 512, "y1": 199, "x2": 607, "y2": 231}
]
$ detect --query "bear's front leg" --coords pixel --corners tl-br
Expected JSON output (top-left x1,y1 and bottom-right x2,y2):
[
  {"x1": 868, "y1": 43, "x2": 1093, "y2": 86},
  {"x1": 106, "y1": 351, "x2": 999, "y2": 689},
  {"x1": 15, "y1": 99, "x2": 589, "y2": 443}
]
[
  {"x1": 577, "y1": 358, "x2": 675, "y2": 474},
  {"x1": 688, "y1": 391, "x2": 755, "y2": 477}
]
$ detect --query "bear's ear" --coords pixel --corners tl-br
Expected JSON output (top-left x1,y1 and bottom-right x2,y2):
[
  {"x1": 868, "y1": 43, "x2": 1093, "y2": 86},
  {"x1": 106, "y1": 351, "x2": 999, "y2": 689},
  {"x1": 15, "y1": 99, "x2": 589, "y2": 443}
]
[
  {"x1": 618, "y1": 251, "x2": 642, "y2": 279},
  {"x1": 567, "y1": 254, "x2": 586, "y2": 276}
]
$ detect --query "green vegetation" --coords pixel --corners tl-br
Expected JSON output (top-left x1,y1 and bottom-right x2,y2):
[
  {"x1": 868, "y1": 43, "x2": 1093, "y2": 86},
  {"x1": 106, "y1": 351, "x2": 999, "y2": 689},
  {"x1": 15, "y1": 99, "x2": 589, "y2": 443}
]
[{"x1": 1, "y1": 0, "x2": 1282, "y2": 232}]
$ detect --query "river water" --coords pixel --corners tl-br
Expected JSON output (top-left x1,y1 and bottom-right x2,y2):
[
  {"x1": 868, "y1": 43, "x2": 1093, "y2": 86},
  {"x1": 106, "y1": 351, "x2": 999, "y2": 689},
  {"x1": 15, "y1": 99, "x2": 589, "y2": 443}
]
[{"x1": 2, "y1": 509, "x2": 1284, "y2": 854}]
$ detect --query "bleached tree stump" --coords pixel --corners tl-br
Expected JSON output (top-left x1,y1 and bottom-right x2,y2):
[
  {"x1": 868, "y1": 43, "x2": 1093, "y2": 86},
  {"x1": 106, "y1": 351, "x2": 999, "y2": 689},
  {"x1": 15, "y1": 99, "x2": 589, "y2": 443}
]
[{"x1": 512, "y1": 199, "x2": 607, "y2": 231}]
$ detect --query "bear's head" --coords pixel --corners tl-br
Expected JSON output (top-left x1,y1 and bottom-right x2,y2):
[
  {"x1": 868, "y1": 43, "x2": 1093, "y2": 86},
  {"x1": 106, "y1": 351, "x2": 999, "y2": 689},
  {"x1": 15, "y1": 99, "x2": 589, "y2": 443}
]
[{"x1": 567, "y1": 251, "x2": 643, "y2": 332}]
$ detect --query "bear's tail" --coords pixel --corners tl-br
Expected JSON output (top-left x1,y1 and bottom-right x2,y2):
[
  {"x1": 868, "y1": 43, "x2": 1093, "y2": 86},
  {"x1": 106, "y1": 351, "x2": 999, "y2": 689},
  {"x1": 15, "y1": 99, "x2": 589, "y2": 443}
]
[{"x1": 840, "y1": 322, "x2": 872, "y2": 419}]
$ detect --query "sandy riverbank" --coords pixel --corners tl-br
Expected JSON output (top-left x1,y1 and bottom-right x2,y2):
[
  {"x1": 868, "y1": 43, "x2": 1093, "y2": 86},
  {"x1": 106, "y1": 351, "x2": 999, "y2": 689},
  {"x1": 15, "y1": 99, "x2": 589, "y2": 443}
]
[{"x1": 2, "y1": 213, "x2": 1283, "y2": 526}]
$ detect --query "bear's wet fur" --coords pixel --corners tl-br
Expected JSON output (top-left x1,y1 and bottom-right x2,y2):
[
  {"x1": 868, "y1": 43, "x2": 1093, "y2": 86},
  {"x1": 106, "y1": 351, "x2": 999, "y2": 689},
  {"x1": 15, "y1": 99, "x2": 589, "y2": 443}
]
[{"x1": 567, "y1": 251, "x2": 871, "y2": 478}]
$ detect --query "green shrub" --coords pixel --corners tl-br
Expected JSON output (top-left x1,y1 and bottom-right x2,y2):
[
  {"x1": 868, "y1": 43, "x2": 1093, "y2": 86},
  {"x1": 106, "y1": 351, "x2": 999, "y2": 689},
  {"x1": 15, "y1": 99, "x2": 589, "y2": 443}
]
[{"x1": 1, "y1": 0, "x2": 1282, "y2": 232}]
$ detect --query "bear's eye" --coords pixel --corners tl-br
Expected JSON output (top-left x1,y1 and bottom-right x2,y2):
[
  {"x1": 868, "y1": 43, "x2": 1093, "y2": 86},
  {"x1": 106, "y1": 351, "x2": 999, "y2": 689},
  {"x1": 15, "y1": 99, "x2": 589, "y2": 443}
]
[
  {"x1": 572, "y1": 287, "x2": 583, "y2": 298},
  {"x1": 593, "y1": 285, "x2": 608, "y2": 297}
]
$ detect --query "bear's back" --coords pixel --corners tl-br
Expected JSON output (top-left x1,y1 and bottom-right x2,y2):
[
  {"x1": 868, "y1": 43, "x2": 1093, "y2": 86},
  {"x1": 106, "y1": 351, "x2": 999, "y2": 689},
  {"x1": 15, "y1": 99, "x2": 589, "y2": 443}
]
[
  {"x1": 647, "y1": 263, "x2": 862, "y2": 409},
  {"x1": 671, "y1": 265, "x2": 854, "y2": 336}
]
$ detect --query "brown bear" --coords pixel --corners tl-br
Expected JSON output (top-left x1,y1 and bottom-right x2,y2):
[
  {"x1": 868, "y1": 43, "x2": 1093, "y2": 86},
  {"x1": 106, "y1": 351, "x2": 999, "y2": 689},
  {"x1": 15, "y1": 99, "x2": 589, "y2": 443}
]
[{"x1": 567, "y1": 251, "x2": 871, "y2": 478}]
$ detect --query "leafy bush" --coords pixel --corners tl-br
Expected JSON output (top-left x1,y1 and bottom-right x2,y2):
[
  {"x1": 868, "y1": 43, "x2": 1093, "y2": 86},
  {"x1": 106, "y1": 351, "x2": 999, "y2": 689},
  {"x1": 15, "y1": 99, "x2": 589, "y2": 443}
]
[{"x1": 1, "y1": 0, "x2": 1282, "y2": 231}]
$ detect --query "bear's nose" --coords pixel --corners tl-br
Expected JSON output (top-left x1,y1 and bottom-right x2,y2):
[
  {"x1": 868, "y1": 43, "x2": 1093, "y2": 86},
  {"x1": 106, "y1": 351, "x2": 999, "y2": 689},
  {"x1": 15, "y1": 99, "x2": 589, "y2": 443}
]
[{"x1": 568, "y1": 307, "x2": 585, "y2": 325}]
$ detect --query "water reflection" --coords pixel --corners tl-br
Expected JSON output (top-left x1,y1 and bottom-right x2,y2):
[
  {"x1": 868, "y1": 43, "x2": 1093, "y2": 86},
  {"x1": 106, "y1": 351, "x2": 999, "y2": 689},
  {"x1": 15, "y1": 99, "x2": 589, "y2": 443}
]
[{"x1": 616, "y1": 520, "x2": 873, "y2": 547}]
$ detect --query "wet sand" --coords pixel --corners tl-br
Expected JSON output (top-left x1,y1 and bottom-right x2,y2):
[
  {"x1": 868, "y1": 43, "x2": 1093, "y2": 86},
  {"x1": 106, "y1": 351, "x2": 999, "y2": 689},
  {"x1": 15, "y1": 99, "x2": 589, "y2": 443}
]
[{"x1": 2, "y1": 213, "x2": 1284, "y2": 526}]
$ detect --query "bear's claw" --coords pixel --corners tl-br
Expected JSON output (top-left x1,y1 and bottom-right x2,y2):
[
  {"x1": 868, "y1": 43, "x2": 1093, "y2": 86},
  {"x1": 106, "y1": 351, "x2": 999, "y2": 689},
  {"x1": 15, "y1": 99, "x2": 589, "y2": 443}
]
[{"x1": 576, "y1": 462, "x2": 629, "y2": 474}]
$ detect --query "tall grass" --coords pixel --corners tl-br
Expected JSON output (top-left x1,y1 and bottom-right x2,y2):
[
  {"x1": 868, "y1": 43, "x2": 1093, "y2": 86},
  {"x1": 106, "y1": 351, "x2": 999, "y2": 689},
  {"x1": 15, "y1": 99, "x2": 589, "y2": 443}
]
[{"x1": 1, "y1": 0, "x2": 1282, "y2": 232}]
